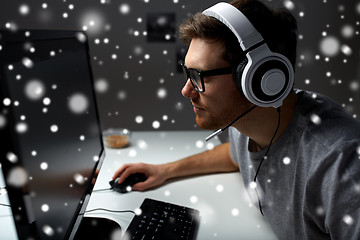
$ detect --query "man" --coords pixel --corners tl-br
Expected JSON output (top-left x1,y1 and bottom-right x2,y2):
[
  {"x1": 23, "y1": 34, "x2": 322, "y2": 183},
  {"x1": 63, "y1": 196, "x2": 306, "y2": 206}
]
[{"x1": 113, "y1": 0, "x2": 360, "y2": 239}]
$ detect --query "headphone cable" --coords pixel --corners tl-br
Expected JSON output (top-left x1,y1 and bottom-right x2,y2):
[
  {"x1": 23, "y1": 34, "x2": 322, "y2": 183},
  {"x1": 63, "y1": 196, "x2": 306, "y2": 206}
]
[{"x1": 254, "y1": 107, "x2": 281, "y2": 215}]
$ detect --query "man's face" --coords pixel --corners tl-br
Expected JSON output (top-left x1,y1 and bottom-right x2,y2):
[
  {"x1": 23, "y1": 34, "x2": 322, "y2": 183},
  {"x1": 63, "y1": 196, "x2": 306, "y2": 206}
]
[{"x1": 181, "y1": 38, "x2": 252, "y2": 130}]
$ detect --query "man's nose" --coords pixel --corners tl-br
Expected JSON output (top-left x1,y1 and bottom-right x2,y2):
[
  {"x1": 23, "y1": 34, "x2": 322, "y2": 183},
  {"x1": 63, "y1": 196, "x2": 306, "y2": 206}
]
[{"x1": 181, "y1": 80, "x2": 199, "y2": 98}]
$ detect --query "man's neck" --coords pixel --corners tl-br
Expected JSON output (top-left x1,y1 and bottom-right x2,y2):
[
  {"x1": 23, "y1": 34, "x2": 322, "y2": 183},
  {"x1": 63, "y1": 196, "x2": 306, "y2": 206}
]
[{"x1": 234, "y1": 91, "x2": 299, "y2": 151}]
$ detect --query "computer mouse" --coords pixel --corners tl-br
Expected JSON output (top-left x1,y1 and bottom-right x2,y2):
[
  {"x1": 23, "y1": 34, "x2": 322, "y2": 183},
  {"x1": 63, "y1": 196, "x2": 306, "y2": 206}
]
[{"x1": 109, "y1": 173, "x2": 147, "y2": 193}]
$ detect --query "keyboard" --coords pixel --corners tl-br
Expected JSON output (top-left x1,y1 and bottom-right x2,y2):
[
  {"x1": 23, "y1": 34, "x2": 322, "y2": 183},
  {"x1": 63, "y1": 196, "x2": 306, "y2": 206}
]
[{"x1": 124, "y1": 198, "x2": 200, "y2": 240}]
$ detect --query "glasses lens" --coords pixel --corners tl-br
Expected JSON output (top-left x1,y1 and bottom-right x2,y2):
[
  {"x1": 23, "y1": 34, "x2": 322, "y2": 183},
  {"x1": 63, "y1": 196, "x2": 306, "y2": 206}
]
[
  {"x1": 180, "y1": 62, "x2": 204, "y2": 92},
  {"x1": 181, "y1": 64, "x2": 189, "y2": 80},
  {"x1": 188, "y1": 69, "x2": 203, "y2": 92}
]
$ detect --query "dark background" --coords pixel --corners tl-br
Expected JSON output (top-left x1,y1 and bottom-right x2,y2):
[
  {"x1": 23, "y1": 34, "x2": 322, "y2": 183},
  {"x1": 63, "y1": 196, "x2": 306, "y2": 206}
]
[{"x1": 1, "y1": 0, "x2": 359, "y2": 131}]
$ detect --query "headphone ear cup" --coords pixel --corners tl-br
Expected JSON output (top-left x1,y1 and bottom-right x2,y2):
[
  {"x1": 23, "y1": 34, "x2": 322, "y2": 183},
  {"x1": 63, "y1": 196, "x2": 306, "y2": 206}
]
[{"x1": 234, "y1": 58, "x2": 248, "y2": 91}]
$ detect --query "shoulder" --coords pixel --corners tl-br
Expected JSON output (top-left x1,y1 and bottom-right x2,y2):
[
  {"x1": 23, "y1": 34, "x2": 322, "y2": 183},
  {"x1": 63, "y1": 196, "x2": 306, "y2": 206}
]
[
  {"x1": 295, "y1": 90, "x2": 360, "y2": 181},
  {"x1": 295, "y1": 90, "x2": 360, "y2": 150}
]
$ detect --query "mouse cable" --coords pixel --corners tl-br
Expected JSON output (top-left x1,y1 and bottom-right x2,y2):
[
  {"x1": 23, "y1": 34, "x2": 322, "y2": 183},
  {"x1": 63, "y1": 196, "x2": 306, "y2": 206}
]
[
  {"x1": 92, "y1": 188, "x2": 113, "y2": 193},
  {"x1": 83, "y1": 208, "x2": 135, "y2": 215},
  {"x1": 0, "y1": 203, "x2": 11, "y2": 207}
]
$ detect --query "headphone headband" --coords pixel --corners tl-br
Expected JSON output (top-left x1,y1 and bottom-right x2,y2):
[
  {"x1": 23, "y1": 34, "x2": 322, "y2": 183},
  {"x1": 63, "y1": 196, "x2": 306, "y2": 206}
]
[{"x1": 203, "y1": 2, "x2": 263, "y2": 51}]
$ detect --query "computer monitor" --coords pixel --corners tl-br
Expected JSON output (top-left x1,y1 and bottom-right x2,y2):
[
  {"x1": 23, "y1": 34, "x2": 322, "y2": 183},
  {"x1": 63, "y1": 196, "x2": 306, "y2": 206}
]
[{"x1": 0, "y1": 29, "x2": 105, "y2": 239}]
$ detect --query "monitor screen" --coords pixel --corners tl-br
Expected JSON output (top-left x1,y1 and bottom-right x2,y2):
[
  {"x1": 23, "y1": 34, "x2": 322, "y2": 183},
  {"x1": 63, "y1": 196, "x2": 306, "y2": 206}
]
[{"x1": 0, "y1": 30, "x2": 104, "y2": 239}]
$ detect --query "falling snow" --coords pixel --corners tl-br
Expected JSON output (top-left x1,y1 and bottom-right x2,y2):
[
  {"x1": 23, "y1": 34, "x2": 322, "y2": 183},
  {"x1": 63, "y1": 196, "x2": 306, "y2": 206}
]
[
  {"x1": 42, "y1": 225, "x2": 54, "y2": 236},
  {"x1": 231, "y1": 208, "x2": 239, "y2": 216},
  {"x1": 343, "y1": 215, "x2": 354, "y2": 225},
  {"x1": 74, "y1": 173, "x2": 85, "y2": 185},
  {"x1": 216, "y1": 184, "x2": 224, "y2": 192},
  {"x1": 50, "y1": 125, "x2": 58, "y2": 133},
  {"x1": 16, "y1": 122, "x2": 28, "y2": 133},
  {"x1": 68, "y1": 93, "x2": 89, "y2": 114},
  {"x1": 134, "y1": 208, "x2": 142, "y2": 216},
  {"x1": 24, "y1": 80, "x2": 45, "y2": 100},
  {"x1": 190, "y1": 195, "x2": 198, "y2": 204},
  {"x1": 6, "y1": 152, "x2": 18, "y2": 163},
  {"x1": 6, "y1": 167, "x2": 28, "y2": 187},
  {"x1": 137, "y1": 139, "x2": 148, "y2": 149},
  {"x1": 320, "y1": 36, "x2": 340, "y2": 57},
  {"x1": 22, "y1": 57, "x2": 34, "y2": 68},
  {"x1": 283, "y1": 157, "x2": 291, "y2": 165},
  {"x1": 135, "y1": 115, "x2": 144, "y2": 124},
  {"x1": 41, "y1": 204, "x2": 50, "y2": 212},
  {"x1": 95, "y1": 78, "x2": 109, "y2": 93},
  {"x1": 0, "y1": 1, "x2": 359, "y2": 237},
  {"x1": 152, "y1": 120, "x2": 160, "y2": 129},
  {"x1": 40, "y1": 162, "x2": 48, "y2": 170},
  {"x1": 310, "y1": 114, "x2": 322, "y2": 125},
  {"x1": 195, "y1": 140, "x2": 204, "y2": 148}
]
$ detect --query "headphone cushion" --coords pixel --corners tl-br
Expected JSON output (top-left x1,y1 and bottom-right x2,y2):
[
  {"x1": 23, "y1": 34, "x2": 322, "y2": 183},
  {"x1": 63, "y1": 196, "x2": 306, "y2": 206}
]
[
  {"x1": 250, "y1": 59, "x2": 290, "y2": 102},
  {"x1": 234, "y1": 58, "x2": 248, "y2": 90}
]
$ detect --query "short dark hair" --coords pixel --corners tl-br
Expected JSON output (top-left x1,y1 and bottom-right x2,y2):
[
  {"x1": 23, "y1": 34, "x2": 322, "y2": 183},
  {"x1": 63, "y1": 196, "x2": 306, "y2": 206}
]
[{"x1": 178, "y1": 0, "x2": 298, "y2": 69}]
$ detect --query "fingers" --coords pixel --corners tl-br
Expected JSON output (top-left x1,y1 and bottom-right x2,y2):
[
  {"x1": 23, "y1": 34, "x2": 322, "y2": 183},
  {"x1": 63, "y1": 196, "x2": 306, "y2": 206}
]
[
  {"x1": 131, "y1": 182, "x2": 147, "y2": 192},
  {"x1": 112, "y1": 163, "x2": 147, "y2": 184},
  {"x1": 131, "y1": 177, "x2": 156, "y2": 192},
  {"x1": 112, "y1": 164, "x2": 129, "y2": 179}
]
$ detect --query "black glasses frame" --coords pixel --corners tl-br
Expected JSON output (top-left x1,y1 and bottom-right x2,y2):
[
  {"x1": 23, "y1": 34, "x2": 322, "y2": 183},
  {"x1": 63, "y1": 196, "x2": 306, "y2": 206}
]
[{"x1": 179, "y1": 61, "x2": 235, "y2": 93}]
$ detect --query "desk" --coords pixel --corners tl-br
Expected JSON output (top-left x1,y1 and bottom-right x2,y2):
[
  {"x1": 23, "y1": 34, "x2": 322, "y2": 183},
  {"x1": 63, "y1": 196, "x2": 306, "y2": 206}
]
[
  {"x1": 0, "y1": 166, "x2": 17, "y2": 240},
  {"x1": 0, "y1": 131, "x2": 277, "y2": 240},
  {"x1": 87, "y1": 131, "x2": 277, "y2": 240}
]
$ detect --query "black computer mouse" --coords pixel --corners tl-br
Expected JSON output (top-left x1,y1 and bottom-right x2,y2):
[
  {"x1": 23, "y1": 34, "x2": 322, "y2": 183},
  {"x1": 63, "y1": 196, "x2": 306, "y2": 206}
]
[{"x1": 109, "y1": 173, "x2": 147, "y2": 193}]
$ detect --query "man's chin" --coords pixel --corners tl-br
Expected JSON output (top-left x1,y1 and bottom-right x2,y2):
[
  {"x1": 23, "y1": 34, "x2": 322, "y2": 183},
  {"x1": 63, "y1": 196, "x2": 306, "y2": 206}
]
[{"x1": 195, "y1": 116, "x2": 222, "y2": 130}]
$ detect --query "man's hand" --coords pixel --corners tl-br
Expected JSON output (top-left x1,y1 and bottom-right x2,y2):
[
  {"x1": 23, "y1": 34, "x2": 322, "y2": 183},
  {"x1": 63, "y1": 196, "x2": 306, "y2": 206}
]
[{"x1": 112, "y1": 163, "x2": 168, "y2": 191}]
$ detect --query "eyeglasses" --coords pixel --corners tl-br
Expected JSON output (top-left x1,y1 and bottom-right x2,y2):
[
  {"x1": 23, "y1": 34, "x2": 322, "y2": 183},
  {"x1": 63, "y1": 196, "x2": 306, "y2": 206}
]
[{"x1": 179, "y1": 61, "x2": 235, "y2": 93}]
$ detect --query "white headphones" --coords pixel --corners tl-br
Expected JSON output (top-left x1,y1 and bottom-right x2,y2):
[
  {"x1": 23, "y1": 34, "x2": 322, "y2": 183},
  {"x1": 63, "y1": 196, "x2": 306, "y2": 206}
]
[{"x1": 203, "y1": 2, "x2": 294, "y2": 108}]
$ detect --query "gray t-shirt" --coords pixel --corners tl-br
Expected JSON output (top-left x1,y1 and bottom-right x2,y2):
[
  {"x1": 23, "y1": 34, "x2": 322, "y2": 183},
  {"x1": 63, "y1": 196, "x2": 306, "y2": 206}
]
[{"x1": 229, "y1": 90, "x2": 360, "y2": 240}]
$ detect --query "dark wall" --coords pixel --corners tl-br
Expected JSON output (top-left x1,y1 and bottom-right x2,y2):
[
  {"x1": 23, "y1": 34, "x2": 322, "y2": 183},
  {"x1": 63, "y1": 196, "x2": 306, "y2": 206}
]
[{"x1": 1, "y1": 0, "x2": 359, "y2": 131}]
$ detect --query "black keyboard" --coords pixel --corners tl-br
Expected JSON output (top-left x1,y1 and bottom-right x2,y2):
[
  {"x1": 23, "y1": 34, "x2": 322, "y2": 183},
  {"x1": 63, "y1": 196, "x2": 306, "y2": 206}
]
[{"x1": 124, "y1": 198, "x2": 200, "y2": 240}]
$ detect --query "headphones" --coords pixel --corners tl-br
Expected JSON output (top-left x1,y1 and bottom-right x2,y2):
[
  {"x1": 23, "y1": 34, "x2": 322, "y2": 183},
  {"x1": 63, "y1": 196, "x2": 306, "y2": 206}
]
[{"x1": 203, "y1": 2, "x2": 294, "y2": 108}]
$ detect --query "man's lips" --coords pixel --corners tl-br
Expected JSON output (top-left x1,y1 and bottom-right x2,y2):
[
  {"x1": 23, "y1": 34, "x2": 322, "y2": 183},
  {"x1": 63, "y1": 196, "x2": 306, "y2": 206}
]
[{"x1": 192, "y1": 104, "x2": 205, "y2": 113}]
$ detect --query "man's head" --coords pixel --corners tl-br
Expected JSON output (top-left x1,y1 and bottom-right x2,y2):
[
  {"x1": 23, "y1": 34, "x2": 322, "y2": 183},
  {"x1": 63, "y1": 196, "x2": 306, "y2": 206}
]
[
  {"x1": 179, "y1": 0, "x2": 298, "y2": 130},
  {"x1": 179, "y1": 0, "x2": 298, "y2": 69}
]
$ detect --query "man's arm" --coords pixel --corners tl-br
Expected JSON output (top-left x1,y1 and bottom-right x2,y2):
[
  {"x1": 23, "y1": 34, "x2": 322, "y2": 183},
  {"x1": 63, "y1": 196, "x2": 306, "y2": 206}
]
[
  {"x1": 163, "y1": 142, "x2": 238, "y2": 179},
  {"x1": 112, "y1": 142, "x2": 238, "y2": 191}
]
